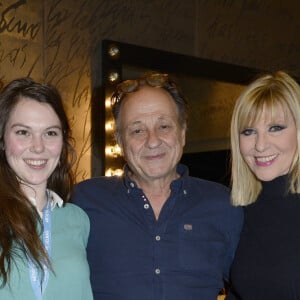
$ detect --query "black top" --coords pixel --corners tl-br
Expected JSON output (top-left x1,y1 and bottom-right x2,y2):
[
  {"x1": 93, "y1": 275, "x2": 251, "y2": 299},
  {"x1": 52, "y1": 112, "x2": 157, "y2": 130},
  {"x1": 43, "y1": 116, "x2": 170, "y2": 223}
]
[{"x1": 229, "y1": 175, "x2": 300, "y2": 300}]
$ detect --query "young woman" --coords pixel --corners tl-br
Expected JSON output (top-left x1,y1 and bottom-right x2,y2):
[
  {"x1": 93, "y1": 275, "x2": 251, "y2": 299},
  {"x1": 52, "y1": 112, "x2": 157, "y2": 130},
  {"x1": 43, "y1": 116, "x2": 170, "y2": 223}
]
[{"x1": 0, "y1": 78, "x2": 92, "y2": 299}]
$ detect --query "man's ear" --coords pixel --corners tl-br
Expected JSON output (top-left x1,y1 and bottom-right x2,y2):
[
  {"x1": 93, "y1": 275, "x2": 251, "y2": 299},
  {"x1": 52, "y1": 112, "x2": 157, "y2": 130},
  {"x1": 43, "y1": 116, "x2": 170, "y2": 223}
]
[
  {"x1": 0, "y1": 140, "x2": 4, "y2": 150},
  {"x1": 181, "y1": 126, "x2": 186, "y2": 147},
  {"x1": 115, "y1": 133, "x2": 124, "y2": 155}
]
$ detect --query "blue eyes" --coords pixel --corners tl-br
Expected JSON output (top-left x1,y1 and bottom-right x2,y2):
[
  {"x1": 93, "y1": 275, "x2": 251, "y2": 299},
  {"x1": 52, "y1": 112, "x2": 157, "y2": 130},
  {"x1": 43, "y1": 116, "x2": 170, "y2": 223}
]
[
  {"x1": 241, "y1": 128, "x2": 255, "y2": 136},
  {"x1": 269, "y1": 125, "x2": 286, "y2": 132},
  {"x1": 241, "y1": 125, "x2": 286, "y2": 136}
]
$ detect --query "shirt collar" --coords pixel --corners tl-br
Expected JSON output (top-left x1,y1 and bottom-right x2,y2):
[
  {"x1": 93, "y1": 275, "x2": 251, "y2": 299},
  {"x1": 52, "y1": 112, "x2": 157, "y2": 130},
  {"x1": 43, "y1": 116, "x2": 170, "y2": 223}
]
[
  {"x1": 123, "y1": 163, "x2": 189, "y2": 191},
  {"x1": 28, "y1": 189, "x2": 64, "y2": 218}
]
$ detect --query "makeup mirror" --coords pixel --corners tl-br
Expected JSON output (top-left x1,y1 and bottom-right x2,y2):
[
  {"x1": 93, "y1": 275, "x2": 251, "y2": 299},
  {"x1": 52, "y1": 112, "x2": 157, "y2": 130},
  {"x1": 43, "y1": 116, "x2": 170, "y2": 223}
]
[{"x1": 95, "y1": 39, "x2": 261, "y2": 185}]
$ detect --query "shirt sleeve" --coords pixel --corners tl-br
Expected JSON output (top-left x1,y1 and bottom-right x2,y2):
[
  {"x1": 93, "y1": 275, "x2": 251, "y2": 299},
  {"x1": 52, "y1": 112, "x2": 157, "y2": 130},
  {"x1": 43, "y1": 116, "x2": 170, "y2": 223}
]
[{"x1": 68, "y1": 202, "x2": 91, "y2": 247}]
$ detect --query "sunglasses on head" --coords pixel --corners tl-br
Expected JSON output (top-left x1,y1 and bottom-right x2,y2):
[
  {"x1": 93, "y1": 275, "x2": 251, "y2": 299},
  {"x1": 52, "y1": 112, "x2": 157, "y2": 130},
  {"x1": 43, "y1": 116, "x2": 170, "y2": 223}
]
[{"x1": 111, "y1": 73, "x2": 169, "y2": 106}]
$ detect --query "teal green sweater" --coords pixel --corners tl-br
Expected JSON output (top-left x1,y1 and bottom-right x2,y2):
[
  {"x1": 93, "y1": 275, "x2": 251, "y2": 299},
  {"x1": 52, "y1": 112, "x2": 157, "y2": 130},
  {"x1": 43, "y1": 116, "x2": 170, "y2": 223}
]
[{"x1": 0, "y1": 199, "x2": 93, "y2": 300}]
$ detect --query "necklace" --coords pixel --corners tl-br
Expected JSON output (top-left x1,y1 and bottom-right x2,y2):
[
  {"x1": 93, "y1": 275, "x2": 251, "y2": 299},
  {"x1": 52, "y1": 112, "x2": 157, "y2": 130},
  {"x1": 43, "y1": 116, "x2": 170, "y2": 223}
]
[{"x1": 28, "y1": 192, "x2": 52, "y2": 300}]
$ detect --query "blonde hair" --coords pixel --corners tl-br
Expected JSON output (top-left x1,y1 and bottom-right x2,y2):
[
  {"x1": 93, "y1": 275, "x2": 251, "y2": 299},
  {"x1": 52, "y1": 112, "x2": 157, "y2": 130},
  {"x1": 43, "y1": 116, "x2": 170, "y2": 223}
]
[{"x1": 230, "y1": 71, "x2": 300, "y2": 206}]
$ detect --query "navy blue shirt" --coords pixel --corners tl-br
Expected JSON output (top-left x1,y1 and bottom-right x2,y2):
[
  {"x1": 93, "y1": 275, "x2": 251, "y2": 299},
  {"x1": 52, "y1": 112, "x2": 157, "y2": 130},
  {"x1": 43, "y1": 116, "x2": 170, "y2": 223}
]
[{"x1": 72, "y1": 164, "x2": 243, "y2": 300}]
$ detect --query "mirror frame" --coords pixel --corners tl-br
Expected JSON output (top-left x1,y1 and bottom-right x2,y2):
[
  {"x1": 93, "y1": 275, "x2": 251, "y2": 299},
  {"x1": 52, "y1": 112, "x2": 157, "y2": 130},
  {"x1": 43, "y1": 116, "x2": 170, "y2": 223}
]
[{"x1": 94, "y1": 39, "x2": 262, "y2": 181}]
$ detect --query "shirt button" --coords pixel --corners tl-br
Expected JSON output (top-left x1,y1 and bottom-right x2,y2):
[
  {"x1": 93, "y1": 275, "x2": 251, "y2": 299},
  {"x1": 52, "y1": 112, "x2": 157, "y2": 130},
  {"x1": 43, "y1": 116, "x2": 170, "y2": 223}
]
[
  {"x1": 155, "y1": 268, "x2": 160, "y2": 275},
  {"x1": 130, "y1": 182, "x2": 135, "y2": 188},
  {"x1": 144, "y1": 204, "x2": 149, "y2": 209},
  {"x1": 155, "y1": 235, "x2": 161, "y2": 241}
]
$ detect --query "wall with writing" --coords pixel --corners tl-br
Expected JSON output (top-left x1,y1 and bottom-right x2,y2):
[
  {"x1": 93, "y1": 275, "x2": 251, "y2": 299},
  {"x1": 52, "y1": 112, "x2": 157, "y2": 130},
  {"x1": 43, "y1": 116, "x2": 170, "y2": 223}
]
[{"x1": 0, "y1": 0, "x2": 299, "y2": 180}]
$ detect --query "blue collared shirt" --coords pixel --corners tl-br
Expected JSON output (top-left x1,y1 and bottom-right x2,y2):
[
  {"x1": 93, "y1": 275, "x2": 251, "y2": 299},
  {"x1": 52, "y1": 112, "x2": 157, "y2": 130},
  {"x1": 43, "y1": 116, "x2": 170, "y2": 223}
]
[{"x1": 72, "y1": 164, "x2": 243, "y2": 300}]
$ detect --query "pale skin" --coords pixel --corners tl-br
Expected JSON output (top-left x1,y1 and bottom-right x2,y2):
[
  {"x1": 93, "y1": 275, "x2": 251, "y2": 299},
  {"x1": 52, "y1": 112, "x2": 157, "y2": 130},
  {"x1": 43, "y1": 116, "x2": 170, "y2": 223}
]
[
  {"x1": 118, "y1": 86, "x2": 186, "y2": 219},
  {"x1": 239, "y1": 105, "x2": 297, "y2": 182},
  {"x1": 4, "y1": 97, "x2": 63, "y2": 211}
]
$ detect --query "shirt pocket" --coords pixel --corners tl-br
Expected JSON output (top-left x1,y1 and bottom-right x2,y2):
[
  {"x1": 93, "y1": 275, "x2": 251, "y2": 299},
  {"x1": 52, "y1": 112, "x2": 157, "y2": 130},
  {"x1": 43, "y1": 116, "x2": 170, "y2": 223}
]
[{"x1": 178, "y1": 220, "x2": 227, "y2": 273}]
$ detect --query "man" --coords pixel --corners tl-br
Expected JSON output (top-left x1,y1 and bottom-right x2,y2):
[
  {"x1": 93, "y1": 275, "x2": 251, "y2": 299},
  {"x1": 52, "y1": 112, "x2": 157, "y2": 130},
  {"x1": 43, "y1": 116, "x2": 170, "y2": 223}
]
[{"x1": 72, "y1": 72, "x2": 243, "y2": 300}]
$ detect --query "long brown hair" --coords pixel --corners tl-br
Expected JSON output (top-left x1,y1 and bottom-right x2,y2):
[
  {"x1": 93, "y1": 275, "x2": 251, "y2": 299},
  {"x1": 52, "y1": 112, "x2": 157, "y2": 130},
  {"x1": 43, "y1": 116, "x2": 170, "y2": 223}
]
[{"x1": 0, "y1": 78, "x2": 75, "y2": 285}]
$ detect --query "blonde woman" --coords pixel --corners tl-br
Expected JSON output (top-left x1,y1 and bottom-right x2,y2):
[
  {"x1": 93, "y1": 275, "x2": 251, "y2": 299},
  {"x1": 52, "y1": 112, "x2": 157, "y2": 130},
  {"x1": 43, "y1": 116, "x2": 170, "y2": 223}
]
[{"x1": 228, "y1": 71, "x2": 300, "y2": 299}]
